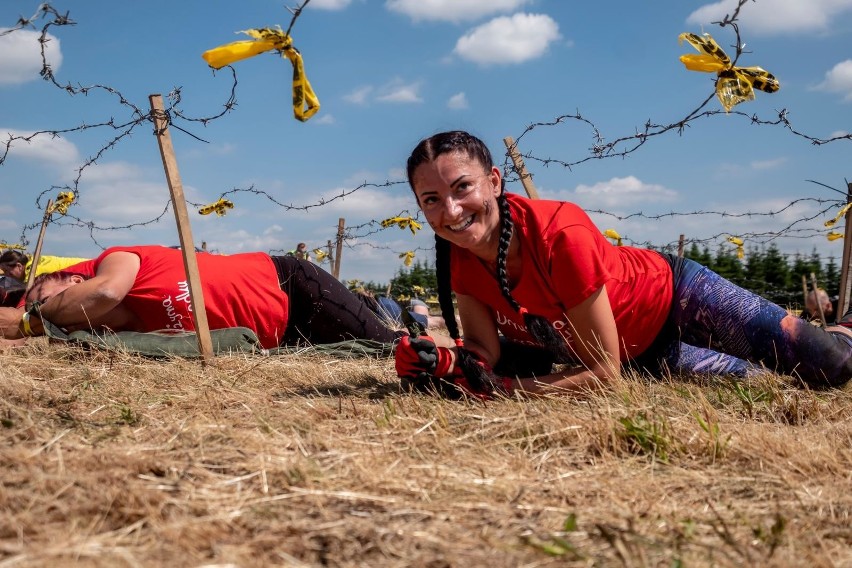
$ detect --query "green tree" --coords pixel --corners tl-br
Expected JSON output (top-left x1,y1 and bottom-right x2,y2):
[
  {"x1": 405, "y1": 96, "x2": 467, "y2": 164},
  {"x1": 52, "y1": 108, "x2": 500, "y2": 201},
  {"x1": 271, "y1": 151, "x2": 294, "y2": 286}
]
[{"x1": 389, "y1": 260, "x2": 437, "y2": 299}]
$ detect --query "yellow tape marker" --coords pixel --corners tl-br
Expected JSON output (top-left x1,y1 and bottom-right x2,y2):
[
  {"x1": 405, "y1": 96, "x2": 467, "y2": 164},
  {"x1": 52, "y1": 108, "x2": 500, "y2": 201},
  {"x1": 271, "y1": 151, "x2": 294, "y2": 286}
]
[
  {"x1": 203, "y1": 27, "x2": 320, "y2": 122},
  {"x1": 679, "y1": 32, "x2": 779, "y2": 112}
]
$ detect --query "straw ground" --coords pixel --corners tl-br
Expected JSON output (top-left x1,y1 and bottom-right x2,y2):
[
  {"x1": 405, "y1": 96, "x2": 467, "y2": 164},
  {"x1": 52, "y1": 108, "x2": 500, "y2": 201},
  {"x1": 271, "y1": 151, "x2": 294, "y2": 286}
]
[{"x1": 1, "y1": 338, "x2": 850, "y2": 567}]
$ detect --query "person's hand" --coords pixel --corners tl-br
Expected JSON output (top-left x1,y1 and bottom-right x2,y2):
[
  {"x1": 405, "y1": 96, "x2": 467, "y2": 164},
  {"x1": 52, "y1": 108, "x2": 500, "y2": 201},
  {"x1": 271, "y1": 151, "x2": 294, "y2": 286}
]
[
  {"x1": 394, "y1": 334, "x2": 454, "y2": 379},
  {"x1": 0, "y1": 307, "x2": 26, "y2": 340}
]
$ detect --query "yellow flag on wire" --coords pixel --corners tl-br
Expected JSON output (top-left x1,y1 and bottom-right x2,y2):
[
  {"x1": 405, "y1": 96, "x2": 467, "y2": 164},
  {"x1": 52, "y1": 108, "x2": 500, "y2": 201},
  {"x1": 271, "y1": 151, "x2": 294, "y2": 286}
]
[
  {"x1": 824, "y1": 202, "x2": 852, "y2": 228},
  {"x1": 678, "y1": 32, "x2": 779, "y2": 112},
  {"x1": 603, "y1": 229, "x2": 622, "y2": 246},
  {"x1": 203, "y1": 27, "x2": 320, "y2": 122},
  {"x1": 198, "y1": 198, "x2": 235, "y2": 217},
  {"x1": 48, "y1": 191, "x2": 75, "y2": 215},
  {"x1": 727, "y1": 236, "x2": 745, "y2": 259},
  {"x1": 399, "y1": 251, "x2": 415, "y2": 267},
  {"x1": 381, "y1": 216, "x2": 423, "y2": 236},
  {"x1": 313, "y1": 248, "x2": 328, "y2": 262},
  {"x1": 827, "y1": 231, "x2": 844, "y2": 241}
]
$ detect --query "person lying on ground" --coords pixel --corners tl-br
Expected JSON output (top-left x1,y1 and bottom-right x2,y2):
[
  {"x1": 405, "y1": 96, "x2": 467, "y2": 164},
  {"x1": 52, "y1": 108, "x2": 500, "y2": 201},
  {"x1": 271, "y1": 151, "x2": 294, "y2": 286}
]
[
  {"x1": 0, "y1": 245, "x2": 405, "y2": 348},
  {"x1": 394, "y1": 130, "x2": 852, "y2": 399}
]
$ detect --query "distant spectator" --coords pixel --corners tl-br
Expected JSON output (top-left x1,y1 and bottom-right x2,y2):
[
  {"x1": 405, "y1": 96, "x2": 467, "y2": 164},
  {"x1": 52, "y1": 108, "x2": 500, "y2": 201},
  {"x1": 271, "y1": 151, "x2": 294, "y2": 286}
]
[{"x1": 290, "y1": 243, "x2": 312, "y2": 263}]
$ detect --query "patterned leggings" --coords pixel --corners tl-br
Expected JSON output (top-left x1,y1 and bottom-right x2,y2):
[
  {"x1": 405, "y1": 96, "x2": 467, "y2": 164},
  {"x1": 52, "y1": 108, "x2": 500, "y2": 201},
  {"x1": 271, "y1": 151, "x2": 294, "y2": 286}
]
[
  {"x1": 271, "y1": 256, "x2": 404, "y2": 346},
  {"x1": 654, "y1": 257, "x2": 852, "y2": 388}
]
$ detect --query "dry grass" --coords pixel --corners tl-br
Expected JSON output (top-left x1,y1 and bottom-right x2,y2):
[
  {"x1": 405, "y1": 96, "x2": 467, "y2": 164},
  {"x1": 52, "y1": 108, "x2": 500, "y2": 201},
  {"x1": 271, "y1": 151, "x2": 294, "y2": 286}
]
[{"x1": 1, "y1": 338, "x2": 850, "y2": 567}]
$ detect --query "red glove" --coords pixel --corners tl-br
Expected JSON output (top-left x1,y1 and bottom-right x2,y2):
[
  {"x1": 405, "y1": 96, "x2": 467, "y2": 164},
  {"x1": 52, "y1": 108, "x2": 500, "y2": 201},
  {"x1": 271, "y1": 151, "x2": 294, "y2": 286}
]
[{"x1": 395, "y1": 335, "x2": 454, "y2": 379}]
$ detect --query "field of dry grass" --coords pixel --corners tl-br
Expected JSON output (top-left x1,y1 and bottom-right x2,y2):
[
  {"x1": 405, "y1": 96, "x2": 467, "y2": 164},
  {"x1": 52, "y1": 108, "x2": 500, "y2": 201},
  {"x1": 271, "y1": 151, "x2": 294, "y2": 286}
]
[{"x1": 1, "y1": 338, "x2": 850, "y2": 567}]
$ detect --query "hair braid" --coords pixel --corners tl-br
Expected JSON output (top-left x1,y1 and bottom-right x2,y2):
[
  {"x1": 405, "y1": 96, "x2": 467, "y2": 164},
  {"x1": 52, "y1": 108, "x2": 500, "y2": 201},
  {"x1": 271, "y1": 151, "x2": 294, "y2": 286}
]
[
  {"x1": 434, "y1": 234, "x2": 499, "y2": 398},
  {"x1": 494, "y1": 193, "x2": 575, "y2": 362}
]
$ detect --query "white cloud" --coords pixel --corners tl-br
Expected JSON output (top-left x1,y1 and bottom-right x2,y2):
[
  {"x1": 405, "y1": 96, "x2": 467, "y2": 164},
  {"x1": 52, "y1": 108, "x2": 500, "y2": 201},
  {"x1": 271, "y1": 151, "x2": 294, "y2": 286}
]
[
  {"x1": 549, "y1": 176, "x2": 678, "y2": 209},
  {"x1": 687, "y1": 0, "x2": 852, "y2": 35},
  {"x1": 447, "y1": 92, "x2": 469, "y2": 109},
  {"x1": 829, "y1": 130, "x2": 849, "y2": 138},
  {"x1": 0, "y1": 28, "x2": 63, "y2": 85},
  {"x1": 750, "y1": 157, "x2": 787, "y2": 170},
  {"x1": 1, "y1": 129, "x2": 79, "y2": 165},
  {"x1": 343, "y1": 85, "x2": 373, "y2": 105},
  {"x1": 385, "y1": 0, "x2": 531, "y2": 23},
  {"x1": 454, "y1": 13, "x2": 561, "y2": 65},
  {"x1": 314, "y1": 114, "x2": 336, "y2": 124},
  {"x1": 814, "y1": 59, "x2": 852, "y2": 102},
  {"x1": 376, "y1": 79, "x2": 423, "y2": 103},
  {"x1": 306, "y1": 187, "x2": 415, "y2": 217},
  {"x1": 308, "y1": 0, "x2": 353, "y2": 9}
]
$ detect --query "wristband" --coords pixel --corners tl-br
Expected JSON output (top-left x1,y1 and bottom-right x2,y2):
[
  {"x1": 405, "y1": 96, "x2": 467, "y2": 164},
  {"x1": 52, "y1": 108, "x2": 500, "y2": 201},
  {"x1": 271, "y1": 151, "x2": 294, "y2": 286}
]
[{"x1": 21, "y1": 311, "x2": 34, "y2": 337}]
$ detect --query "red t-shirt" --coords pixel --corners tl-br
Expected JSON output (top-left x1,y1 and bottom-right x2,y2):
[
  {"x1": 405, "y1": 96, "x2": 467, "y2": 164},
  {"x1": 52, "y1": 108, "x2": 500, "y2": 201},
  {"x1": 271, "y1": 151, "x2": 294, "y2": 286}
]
[
  {"x1": 90, "y1": 246, "x2": 289, "y2": 348},
  {"x1": 451, "y1": 193, "x2": 673, "y2": 361}
]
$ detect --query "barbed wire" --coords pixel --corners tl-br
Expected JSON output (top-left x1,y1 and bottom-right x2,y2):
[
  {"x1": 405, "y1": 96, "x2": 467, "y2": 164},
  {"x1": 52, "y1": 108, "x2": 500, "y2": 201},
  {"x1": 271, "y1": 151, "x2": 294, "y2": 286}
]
[{"x1": 2, "y1": 0, "x2": 849, "y2": 273}]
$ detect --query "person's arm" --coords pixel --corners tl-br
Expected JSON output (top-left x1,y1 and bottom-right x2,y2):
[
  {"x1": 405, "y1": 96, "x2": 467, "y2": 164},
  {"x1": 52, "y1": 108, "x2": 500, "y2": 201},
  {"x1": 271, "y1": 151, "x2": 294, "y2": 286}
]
[
  {"x1": 514, "y1": 285, "x2": 622, "y2": 396},
  {"x1": 453, "y1": 293, "x2": 502, "y2": 365},
  {"x1": 30, "y1": 251, "x2": 141, "y2": 333}
]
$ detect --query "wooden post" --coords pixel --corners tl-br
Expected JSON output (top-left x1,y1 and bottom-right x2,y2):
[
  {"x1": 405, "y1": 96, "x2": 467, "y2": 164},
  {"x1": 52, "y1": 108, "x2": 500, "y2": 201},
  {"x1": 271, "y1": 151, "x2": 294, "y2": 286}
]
[
  {"x1": 26, "y1": 199, "x2": 53, "y2": 290},
  {"x1": 802, "y1": 274, "x2": 809, "y2": 313},
  {"x1": 677, "y1": 234, "x2": 685, "y2": 258},
  {"x1": 149, "y1": 94, "x2": 214, "y2": 363},
  {"x1": 327, "y1": 240, "x2": 333, "y2": 266},
  {"x1": 837, "y1": 181, "x2": 852, "y2": 319},
  {"x1": 503, "y1": 136, "x2": 539, "y2": 200},
  {"x1": 810, "y1": 272, "x2": 826, "y2": 327},
  {"x1": 333, "y1": 218, "x2": 345, "y2": 279}
]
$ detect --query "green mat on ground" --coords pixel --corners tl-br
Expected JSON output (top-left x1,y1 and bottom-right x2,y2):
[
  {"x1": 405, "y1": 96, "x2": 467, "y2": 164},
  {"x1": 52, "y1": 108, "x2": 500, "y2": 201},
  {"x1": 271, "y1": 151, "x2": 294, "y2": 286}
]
[{"x1": 35, "y1": 312, "x2": 394, "y2": 359}]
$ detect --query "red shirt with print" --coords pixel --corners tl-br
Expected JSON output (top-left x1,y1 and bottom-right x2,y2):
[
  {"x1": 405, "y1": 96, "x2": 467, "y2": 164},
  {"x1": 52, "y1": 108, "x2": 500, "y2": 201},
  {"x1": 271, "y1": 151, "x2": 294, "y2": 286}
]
[
  {"x1": 90, "y1": 246, "x2": 288, "y2": 348},
  {"x1": 451, "y1": 193, "x2": 672, "y2": 361}
]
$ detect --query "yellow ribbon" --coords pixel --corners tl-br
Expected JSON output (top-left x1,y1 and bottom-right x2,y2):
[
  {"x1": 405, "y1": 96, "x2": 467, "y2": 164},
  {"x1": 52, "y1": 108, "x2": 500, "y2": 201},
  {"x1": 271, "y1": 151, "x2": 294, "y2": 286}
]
[
  {"x1": 198, "y1": 198, "x2": 235, "y2": 217},
  {"x1": 399, "y1": 251, "x2": 415, "y2": 267},
  {"x1": 381, "y1": 216, "x2": 423, "y2": 236},
  {"x1": 824, "y1": 202, "x2": 852, "y2": 228},
  {"x1": 827, "y1": 231, "x2": 844, "y2": 241},
  {"x1": 202, "y1": 27, "x2": 320, "y2": 122},
  {"x1": 678, "y1": 32, "x2": 779, "y2": 112},
  {"x1": 312, "y1": 248, "x2": 328, "y2": 262},
  {"x1": 603, "y1": 229, "x2": 622, "y2": 246},
  {"x1": 48, "y1": 191, "x2": 75, "y2": 215},
  {"x1": 0, "y1": 242, "x2": 26, "y2": 250},
  {"x1": 727, "y1": 236, "x2": 745, "y2": 259},
  {"x1": 412, "y1": 285, "x2": 425, "y2": 295}
]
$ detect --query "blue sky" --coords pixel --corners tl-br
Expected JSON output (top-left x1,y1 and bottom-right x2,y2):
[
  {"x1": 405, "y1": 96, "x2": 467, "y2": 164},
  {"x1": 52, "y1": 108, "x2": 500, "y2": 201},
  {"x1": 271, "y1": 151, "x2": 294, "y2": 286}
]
[{"x1": 1, "y1": 0, "x2": 851, "y2": 285}]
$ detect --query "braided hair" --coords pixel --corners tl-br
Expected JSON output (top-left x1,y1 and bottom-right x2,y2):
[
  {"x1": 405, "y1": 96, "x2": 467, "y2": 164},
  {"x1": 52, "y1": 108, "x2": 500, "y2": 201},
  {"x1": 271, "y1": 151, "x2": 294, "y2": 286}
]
[{"x1": 407, "y1": 131, "x2": 571, "y2": 392}]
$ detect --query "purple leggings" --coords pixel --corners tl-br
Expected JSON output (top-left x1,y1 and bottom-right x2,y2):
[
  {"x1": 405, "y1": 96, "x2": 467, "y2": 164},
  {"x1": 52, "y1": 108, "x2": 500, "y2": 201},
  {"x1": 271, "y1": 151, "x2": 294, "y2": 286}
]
[{"x1": 649, "y1": 257, "x2": 852, "y2": 388}]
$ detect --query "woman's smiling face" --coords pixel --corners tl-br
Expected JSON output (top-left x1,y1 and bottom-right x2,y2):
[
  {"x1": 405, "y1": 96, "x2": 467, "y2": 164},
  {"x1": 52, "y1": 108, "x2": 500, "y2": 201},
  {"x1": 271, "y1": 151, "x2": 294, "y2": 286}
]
[{"x1": 411, "y1": 150, "x2": 502, "y2": 258}]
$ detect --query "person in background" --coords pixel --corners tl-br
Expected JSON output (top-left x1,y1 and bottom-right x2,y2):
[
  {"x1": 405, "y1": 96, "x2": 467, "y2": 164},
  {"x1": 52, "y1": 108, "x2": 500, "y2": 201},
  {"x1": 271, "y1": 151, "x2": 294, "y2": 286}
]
[
  {"x1": 394, "y1": 130, "x2": 851, "y2": 399},
  {"x1": 801, "y1": 288, "x2": 839, "y2": 324},
  {"x1": 0, "y1": 250, "x2": 90, "y2": 285},
  {"x1": 0, "y1": 245, "x2": 404, "y2": 348},
  {"x1": 290, "y1": 243, "x2": 312, "y2": 263}
]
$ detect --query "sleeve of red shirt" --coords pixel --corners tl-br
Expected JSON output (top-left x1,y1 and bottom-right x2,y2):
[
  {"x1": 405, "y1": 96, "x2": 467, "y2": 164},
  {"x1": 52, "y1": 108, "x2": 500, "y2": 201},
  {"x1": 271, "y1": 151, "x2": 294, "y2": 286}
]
[{"x1": 543, "y1": 217, "x2": 613, "y2": 311}]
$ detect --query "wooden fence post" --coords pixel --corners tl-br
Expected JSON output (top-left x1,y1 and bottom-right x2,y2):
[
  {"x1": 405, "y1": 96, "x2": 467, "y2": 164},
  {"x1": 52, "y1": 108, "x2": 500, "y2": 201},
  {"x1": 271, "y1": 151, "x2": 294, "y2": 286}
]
[
  {"x1": 836, "y1": 181, "x2": 852, "y2": 319},
  {"x1": 149, "y1": 94, "x2": 214, "y2": 364},
  {"x1": 503, "y1": 137, "x2": 539, "y2": 200},
  {"x1": 26, "y1": 199, "x2": 53, "y2": 290},
  {"x1": 333, "y1": 218, "x2": 345, "y2": 279},
  {"x1": 677, "y1": 234, "x2": 685, "y2": 258}
]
